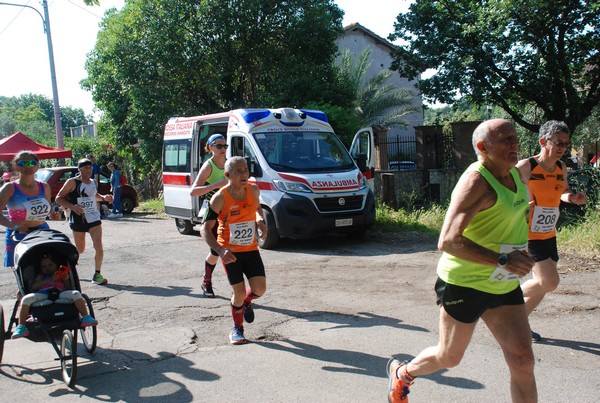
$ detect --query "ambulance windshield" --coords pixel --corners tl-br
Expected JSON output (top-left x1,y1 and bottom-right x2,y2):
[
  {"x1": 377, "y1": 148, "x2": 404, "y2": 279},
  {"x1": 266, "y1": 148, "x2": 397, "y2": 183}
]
[{"x1": 253, "y1": 131, "x2": 355, "y2": 172}]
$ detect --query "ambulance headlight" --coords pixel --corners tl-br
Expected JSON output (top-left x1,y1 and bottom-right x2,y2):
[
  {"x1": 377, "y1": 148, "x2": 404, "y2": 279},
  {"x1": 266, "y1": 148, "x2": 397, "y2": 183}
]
[
  {"x1": 273, "y1": 180, "x2": 313, "y2": 193},
  {"x1": 359, "y1": 175, "x2": 368, "y2": 189}
]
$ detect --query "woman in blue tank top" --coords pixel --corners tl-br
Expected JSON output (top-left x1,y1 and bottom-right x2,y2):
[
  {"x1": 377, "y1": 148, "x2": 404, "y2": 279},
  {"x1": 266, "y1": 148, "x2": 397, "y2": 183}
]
[{"x1": 0, "y1": 151, "x2": 61, "y2": 267}]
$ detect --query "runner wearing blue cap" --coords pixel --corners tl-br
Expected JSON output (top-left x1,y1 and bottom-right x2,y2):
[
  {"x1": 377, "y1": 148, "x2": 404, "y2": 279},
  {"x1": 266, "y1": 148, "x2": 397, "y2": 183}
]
[{"x1": 190, "y1": 134, "x2": 229, "y2": 297}]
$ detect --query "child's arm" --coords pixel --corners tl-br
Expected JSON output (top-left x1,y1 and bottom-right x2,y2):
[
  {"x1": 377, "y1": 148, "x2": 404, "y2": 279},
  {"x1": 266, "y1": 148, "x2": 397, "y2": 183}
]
[
  {"x1": 62, "y1": 273, "x2": 72, "y2": 290},
  {"x1": 31, "y1": 275, "x2": 52, "y2": 292}
]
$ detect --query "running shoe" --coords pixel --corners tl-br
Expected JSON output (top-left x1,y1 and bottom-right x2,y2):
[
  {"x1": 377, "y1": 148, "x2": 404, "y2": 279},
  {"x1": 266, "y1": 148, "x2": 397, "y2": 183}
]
[
  {"x1": 229, "y1": 327, "x2": 246, "y2": 345},
  {"x1": 201, "y1": 282, "x2": 215, "y2": 298},
  {"x1": 387, "y1": 358, "x2": 413, "y2": 403},
  {"x1": 12, "y1": 324, "x2": 30, "y2": 339},
  {"x1": 531, "y1": 331, "x2": 542, "y2": 342},
  {"x1": 80, "y1": 315, "x2": 98, "y2": 327},
  {"x1": 243, "y1": 302, "x2": 255, "y2": 323},
  {"x1": 92, "y1": 272, "x2": 108, "y2": 285}
]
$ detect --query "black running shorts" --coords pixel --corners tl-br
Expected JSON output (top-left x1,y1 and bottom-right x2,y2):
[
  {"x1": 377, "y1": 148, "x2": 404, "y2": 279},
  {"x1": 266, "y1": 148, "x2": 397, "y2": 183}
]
[
  {"x1": 435, "y1": 277, "x2": 524, "y2": 323},
  {"x1": 528, "y1": 237, "x2": 559, "y2": 262},
  {"x1": 70, "y1": 219, "x2": 102, "y2": 233},
  {"x1": 223, "y1": 250, "x2": 266, "y2": 285}
]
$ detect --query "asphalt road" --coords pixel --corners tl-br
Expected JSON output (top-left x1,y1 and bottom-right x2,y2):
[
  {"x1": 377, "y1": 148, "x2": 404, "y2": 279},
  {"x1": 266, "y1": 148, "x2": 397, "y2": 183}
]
[{"x1": 0, "y1": 213, "x2": 599, "y2": 402}]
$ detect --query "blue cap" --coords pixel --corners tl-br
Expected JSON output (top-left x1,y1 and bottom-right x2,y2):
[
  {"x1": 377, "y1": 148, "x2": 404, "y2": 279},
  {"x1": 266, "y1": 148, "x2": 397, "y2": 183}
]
[{"x1": 207, "y1": 133, "x2": 225, "y2": 145}]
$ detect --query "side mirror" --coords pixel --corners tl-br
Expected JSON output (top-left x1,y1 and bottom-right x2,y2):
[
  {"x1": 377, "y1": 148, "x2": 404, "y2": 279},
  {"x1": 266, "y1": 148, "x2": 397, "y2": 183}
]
[
  {"x1": 245, "y1": 157, "x2": 262, "y2": 178},
  {"x1": 355, "y1": 153, "x2": 368, "y2": 172}
]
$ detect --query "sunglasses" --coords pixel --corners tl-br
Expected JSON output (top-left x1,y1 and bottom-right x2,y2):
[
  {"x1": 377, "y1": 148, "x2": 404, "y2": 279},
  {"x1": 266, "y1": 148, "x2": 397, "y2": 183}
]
[
  {"x1": 548, "y1": 139, "x2": 570, "y2": 149},
  {"x1": 16, "y1": 160, "x2": 39, "y2": 167},
  {"x1": 212, "y1": 144, "x2": 229, "y2": 149}
]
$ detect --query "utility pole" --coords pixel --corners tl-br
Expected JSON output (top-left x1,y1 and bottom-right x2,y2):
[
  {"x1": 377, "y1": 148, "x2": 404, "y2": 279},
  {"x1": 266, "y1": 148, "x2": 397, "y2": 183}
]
[{"x1": 0, "y1": 0, "x2": 64, "y2": 149}]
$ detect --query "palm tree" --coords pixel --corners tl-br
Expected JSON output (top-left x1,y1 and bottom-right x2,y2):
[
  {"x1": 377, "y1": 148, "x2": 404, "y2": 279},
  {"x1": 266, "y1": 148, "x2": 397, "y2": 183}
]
[{"x1": 337, "y1": 49, "x2": 419, "y2": 127}]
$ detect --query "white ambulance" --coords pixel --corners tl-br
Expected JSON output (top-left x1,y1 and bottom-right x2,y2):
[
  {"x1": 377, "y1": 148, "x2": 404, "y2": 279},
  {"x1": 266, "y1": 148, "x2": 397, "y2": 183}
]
[{"x1": 162, "y1": 107, "x2": 376, "y2": 249}]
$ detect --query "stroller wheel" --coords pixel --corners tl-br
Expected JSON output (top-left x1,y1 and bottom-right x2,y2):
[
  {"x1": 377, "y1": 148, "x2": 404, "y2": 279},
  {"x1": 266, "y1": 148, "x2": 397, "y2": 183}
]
[
  {"x1": 80, "y1": 294, "x2": 97, "y2": 353},
  {"x1": 0, "y1": 305, "x2": 5, "y2": 363},
  {"x1": 61, "y1": 329, "x2": 78, "y2": 387}
]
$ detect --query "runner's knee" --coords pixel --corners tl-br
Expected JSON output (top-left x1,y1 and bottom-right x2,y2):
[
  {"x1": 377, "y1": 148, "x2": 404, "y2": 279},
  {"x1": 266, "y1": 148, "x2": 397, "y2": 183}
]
[
  {"x1": 437, "y1": 349, "x2": 465, "y2": 368},
  {"x1": 506, "y1": 345, "x2": 535, "y2": 374},
  {"x1": 539, "y1": 273, "x2": 560, "y2": 292}
]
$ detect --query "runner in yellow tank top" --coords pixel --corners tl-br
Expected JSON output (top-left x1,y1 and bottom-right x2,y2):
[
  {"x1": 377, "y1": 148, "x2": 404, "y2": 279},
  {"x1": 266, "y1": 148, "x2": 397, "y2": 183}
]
[
  {"x1": 387, "y1": 119, "x2": 537, "y2": 403},
  {"x1": 200, "y1": 156, "x2": 268, "y2": 345},
  {"x1": 190, "y1": 133, "x2": 228, "y2": 298},
  {"x1": 516, "y1": 121, "x2": 586, "y2": 342}
]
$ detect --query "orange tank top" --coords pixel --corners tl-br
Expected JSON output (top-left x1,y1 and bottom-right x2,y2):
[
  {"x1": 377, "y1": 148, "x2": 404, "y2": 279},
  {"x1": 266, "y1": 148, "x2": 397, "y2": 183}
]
[
  {"x1": 527, "y1": 157, "x2": 565, "y2": 240},
  {"x1": 217, "y1": 185, "x2": 259, "y2": 252}
]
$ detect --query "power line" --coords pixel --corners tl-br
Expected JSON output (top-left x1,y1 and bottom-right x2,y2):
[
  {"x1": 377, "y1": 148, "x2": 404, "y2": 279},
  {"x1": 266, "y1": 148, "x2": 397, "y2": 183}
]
[
  {"x1": 66, "y1": 0, "x2": 104, "y2": 19},
  {"x1": 0, "y1": 0, "x2": 34, "y2": 36}
]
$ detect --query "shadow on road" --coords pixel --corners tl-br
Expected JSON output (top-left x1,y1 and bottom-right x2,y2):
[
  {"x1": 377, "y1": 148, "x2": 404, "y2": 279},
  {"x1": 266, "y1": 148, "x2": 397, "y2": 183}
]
[
  {"x1": 257, "y1": 341, "x2": 485, "y2": 390},
  {"x1": 536, "y1": 337, "x2": 600, "y2": 356},
  {"x1": 96, "y1": 283, "x2": 204, "y2": 299},
  {"x1": 259, "y1": 304, "x2": 430, "y2": 333},
  {"x1": 2, "y1": 349, "x2": 219, "y2": 401}
]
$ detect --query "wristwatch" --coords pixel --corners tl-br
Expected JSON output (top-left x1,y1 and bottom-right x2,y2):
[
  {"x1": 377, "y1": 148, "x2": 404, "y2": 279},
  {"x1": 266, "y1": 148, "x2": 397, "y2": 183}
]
[{"x1": 498, "y1": 253, "x2": 509, "y2": 268}]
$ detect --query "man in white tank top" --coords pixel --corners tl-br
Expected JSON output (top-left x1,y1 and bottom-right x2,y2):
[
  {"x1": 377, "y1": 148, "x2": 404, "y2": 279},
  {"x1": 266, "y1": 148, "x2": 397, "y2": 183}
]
[{"x1": 56, "y1": 159, "x2": 113, "y2": 285}]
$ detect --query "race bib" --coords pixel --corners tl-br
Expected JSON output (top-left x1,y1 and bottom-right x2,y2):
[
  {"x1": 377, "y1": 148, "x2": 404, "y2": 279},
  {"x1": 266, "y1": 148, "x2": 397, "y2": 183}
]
[
  {"x1": 23, "y1": 198, "x2": 51, "y2": 221},
  {"x1": 488, "y1": 243, "x2": 528, "y2": 282},
  {"x1": 228, "y1": 220, "x2": 256, "y2": 246},
  {"x1": 530, "y1": 206, "x2": 559, "y2": 233},
  {"x1": 198, "y1": 199, "x2": 209, "y2": 223},
  {"x1": 77, "y1": 196, "x2": 100, "y2": 222}
]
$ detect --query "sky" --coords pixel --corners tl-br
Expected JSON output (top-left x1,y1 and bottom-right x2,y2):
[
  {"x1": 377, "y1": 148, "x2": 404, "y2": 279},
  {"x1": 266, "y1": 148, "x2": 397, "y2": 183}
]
[{"x1": 0, "y1": 0, "x2": 411, "y2": 119}]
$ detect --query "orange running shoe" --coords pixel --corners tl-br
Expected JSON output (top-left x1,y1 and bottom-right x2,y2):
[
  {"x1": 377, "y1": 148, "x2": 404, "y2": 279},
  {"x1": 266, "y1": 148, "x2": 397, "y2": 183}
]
[{"x1": 386, "y1": 358, "x2": 413, "y2": 402}]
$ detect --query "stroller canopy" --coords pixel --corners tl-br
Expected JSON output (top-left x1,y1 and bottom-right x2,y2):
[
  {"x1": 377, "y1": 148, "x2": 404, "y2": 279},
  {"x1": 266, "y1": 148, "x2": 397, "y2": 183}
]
[{"x1": 14, "y1": 229, "x2": 79, "y2": 269}]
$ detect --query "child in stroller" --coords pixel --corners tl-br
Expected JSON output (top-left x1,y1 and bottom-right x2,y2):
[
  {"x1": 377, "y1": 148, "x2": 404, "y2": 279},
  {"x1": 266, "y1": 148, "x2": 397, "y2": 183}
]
[{"x1": 12, "y1": 253, "x2": 97, "y2": 339}]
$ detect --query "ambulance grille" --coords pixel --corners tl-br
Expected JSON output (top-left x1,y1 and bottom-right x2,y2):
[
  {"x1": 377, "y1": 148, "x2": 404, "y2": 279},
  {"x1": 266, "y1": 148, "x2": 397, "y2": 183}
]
[{"x1": 314, "y1": 196, "x2": 363, "y2": 212}]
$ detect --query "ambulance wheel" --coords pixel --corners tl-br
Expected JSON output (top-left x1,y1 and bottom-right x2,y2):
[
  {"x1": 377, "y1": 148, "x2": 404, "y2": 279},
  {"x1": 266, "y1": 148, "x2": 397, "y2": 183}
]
[
  {"x1": 0, "y1": 305, "x2": 5, "y2": 363},
  {"x1": 258, "y1": 210, "x2": 279, "y2": 250},
  {"x1": 61, "y1": 330, "x2": 78, "y2": 387},
  {"x1": 175, "y1": 219, "x2": 194, "y2": 235}
]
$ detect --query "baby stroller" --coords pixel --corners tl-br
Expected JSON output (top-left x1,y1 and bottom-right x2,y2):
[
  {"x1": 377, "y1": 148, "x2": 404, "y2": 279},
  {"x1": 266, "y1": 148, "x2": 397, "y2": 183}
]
[{"x1": 0, "y1": 229, "x2": 97, "y2": 387}]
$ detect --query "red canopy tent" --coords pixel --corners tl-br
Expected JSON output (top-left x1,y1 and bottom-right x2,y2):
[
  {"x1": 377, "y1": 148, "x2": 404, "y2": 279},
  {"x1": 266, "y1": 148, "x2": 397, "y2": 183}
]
[{"x1": 0, "y1": 132, "x2": 72, "y2": 162}]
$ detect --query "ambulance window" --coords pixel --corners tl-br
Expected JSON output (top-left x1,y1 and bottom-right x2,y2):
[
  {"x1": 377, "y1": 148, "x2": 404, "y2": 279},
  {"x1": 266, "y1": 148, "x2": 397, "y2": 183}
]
[
  {"x1": 163, "y1": 139, "x2": 191, "y2": 173},
  {"x1": 230, "y1": 136, "x2": 258, "y2": 159}
]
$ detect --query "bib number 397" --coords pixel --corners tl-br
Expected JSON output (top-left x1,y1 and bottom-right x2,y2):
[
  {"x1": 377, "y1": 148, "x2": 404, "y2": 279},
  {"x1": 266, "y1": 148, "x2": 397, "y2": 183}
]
[
  {"x1": 531, "y1": 206, "x2": 559, "y2": 233},
  {"x1": 229, "y1": 221, "x2": 255, "y2": 246}
]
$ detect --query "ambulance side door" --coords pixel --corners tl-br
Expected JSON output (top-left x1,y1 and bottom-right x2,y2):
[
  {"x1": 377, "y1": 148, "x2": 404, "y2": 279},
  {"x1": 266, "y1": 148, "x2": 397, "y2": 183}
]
[{"x1": 349, "y1": 127, "x2": 375, "y2": 191}]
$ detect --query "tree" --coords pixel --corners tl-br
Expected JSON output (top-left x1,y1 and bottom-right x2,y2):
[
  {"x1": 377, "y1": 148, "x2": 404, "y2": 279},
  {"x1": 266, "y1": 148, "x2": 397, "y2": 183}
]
[
  {"x1": 0, "y1": 95, "x2": 90, "y2": 139},
  {"x1": 337, "y1": 49, "x2": 420, "y2": 129},
  {"x1": 390, "y1": 0, "x2": 600, "y2": 133},
  {"x1": 82, "y1": 0, "x2": 344, "y2": 177}
]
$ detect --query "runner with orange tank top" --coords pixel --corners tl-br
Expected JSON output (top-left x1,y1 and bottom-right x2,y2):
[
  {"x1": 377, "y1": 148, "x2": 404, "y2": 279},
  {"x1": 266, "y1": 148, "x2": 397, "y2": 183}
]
[
  {"x1": 517, "y1": 120, "x2": 586, "y2": 342},
  {"x1": 200, "y1": 156, "x2": 268, "y2": 345}
]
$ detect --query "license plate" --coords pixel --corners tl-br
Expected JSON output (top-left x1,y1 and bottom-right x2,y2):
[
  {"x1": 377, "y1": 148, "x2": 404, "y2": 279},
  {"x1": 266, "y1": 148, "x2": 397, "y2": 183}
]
[{"x1": 335, "y1": 218, "x2": 353, "y2": 227}]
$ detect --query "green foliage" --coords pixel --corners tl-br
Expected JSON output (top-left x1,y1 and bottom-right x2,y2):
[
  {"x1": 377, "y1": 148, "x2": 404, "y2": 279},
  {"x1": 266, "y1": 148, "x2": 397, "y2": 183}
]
[
  {"x1": 391, "y1": 0, "x2": 600, "y2": 133},
  {"x1": 0, "y1": 94, "x2": 91, "y2": 139},
  {"x1": 304, "y1": 101, "x2": 361, "y2": 147},
  {"x1": 374, "y1": 202, "x2": 445, "y2": 239},
  {"x1": 336, "y1": 49, "x2": 420, "y2": 128},
  {"x1": 82, "y1": 0, "x2": 344, "y2": 177},
  {"x1": 424, "y1": 100, "x2": 487, "y2": 126},
  {"x1": 558, "y1": 208, "x2": 600, "y2": 260},
  {"x1": 137, "y1": 198, "x2": 165, "y2": 213}
]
